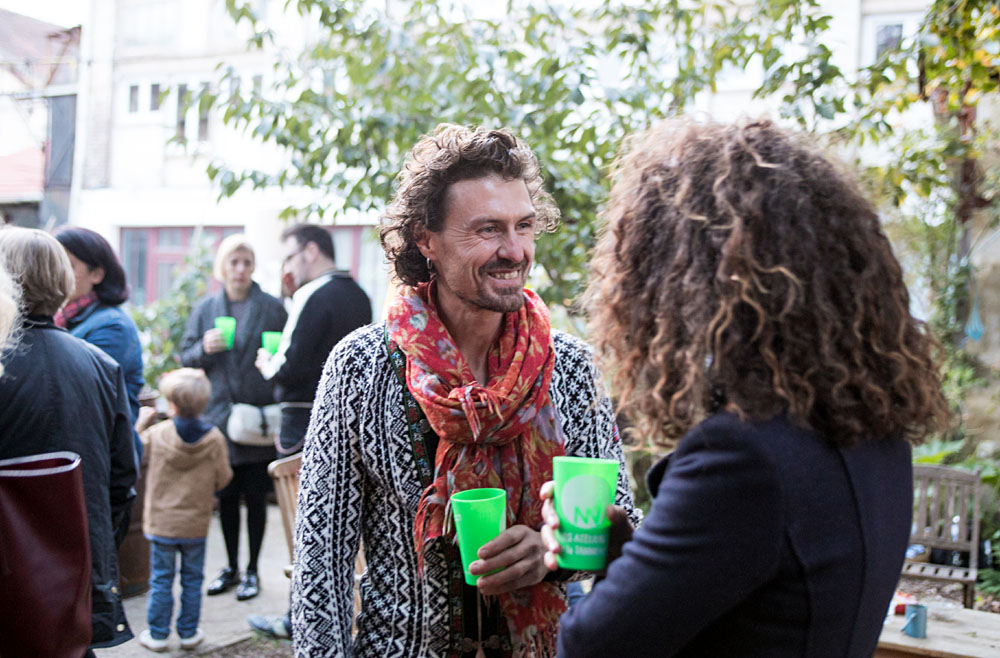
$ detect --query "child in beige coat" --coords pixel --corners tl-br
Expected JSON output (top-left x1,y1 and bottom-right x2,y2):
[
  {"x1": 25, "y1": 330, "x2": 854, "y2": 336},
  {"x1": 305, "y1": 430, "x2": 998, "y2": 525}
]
[{"x1": 137, "y1": 368, "x2": 232, "y2": 652}]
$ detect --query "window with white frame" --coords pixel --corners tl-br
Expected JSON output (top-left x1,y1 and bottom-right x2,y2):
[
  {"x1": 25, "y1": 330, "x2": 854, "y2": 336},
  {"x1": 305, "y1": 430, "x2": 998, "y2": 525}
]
[
  {"x1": 860, "y1": 12, "x2": 923, "y2": 67},
  {"x1": 175, "y1": 83, "x2": 188, "y2": 140},
  {"x1": 198, "y1": 83, "x2": 210, "y2": 141}
]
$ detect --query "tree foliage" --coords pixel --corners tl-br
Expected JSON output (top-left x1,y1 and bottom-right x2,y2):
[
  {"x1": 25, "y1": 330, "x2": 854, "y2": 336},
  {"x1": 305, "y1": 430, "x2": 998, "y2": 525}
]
[
  {"x1": 212, "y1": 0, "x2": 852, "y2": 317},
  {"x1": 211, "y1": 1, "x2": 999, "y2": 376},
  {"x1": 130, "y1": 239, "x2": 213, "y2": 386}
]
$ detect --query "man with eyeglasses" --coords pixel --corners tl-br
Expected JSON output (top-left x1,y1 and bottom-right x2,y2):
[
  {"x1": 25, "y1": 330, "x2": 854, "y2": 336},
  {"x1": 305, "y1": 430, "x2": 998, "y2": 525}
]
[
  {"x1": 250, "y1": 223, "x2": 371, "y2": 640},
  {"x1": 256, "y1": 223, "x2": 372, "y2": 458}
]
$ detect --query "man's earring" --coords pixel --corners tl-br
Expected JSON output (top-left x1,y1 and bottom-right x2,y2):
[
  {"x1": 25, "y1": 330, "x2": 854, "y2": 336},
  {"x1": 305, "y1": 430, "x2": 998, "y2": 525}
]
[{"x1": 426, "y1": 257, "x2": 435, "y2": 275}]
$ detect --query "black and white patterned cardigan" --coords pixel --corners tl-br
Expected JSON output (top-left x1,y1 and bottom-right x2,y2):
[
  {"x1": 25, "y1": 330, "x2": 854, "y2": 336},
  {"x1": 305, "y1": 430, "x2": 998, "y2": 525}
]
[{"x1": 291, "y1": 323, "x2": 641, "y2": 658}]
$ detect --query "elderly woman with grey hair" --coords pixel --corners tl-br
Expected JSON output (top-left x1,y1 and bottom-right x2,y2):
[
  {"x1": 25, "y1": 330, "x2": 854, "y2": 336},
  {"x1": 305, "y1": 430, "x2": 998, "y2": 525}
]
[{"x1": 0, "y1": 227, "x2": 137, "y2": 655}]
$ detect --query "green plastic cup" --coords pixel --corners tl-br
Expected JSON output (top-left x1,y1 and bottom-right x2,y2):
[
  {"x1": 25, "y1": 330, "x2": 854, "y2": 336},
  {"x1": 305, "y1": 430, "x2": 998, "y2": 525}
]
[
  {"x1": 214, "y1": 316, "x2": 236, "y2": 349},
  {"x1": 451, "y1": 488, "x2": 507, "y2": 586},
  {"x1": 261, "y1": 331, "x2": 282, "y2": 355},
  {"x1": 553, "y1": 456, "x2": 619, "y2": 570}
]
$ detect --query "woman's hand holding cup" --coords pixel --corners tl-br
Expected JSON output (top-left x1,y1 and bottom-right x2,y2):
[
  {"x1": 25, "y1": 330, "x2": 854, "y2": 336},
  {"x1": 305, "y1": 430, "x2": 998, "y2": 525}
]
[
  {"x1": 202, "y1": 328, "x2": 226, "y2": 355},
  {"x1": 539, "y1": 481, "x2": 561, "y2": 572},
  {"x1": 539, "y1": 479, "x2": 635, "y2": 574}
]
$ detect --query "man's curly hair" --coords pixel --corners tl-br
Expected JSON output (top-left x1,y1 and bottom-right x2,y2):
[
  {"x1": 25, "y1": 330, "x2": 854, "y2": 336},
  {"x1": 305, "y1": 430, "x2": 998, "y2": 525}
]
[
  {"x1": 380, "y1": 124, "x2": 559, "y2": 287},
  {"x1": 585, "y1": 118, "x2": 949, "y2": 449}
]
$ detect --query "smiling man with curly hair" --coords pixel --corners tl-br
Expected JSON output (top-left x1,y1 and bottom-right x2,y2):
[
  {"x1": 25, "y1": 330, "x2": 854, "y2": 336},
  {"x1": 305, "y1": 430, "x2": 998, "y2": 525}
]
[{"x1": 291, "y1": 124, "x2": 639, "y2": 658}]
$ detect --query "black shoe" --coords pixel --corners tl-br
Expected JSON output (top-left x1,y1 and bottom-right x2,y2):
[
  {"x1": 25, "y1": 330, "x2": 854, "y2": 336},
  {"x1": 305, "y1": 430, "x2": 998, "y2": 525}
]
[
  {"x1": 207, "y1": 567, "x2": 240, "y2": 596},
  {"x1": 236, "y1": 571, "x2": 260, "y2": 601}
]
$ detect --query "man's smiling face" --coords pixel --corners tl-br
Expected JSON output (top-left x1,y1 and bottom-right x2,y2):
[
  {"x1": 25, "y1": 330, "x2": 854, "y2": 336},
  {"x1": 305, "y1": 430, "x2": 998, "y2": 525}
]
[{"x1": 420, "y1": 174, "x2": 536, "y2": 314}]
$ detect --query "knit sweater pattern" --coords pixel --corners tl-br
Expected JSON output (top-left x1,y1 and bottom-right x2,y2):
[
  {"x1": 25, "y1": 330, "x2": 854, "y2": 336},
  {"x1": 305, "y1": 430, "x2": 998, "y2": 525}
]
[{"x1": 291, "y1": 323, "x2": 640, "y2": 658}]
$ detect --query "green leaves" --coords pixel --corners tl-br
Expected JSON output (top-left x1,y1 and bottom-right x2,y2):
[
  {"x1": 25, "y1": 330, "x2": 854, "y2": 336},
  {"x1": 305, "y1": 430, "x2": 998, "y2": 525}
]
[
  {"x1": 211, "y1": 0, "x2": 805, "y2": 312},
  {"x1": 208, "y1": 0, "x2": 998, "y2": 347},
  {"x1": 130, "y1": 241, "x2": 213, "y2": 386}
]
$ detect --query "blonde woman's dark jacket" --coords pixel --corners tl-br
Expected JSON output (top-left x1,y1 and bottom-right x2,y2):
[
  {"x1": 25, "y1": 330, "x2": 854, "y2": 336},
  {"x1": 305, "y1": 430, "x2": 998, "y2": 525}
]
[
  {"x1": 0, "y1": 316, "x2": 137, "y2": 649},
  {"x1": 179, "y1": 282, "x2": 286, "y2": 466}
]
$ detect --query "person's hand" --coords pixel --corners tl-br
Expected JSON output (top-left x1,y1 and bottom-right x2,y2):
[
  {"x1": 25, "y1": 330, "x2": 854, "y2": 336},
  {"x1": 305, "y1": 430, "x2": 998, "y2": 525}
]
[
  {"x1": 134, "y1": 406, "x2": 158, "y2": 433},
  {"x1": 254, "y1": 348, "x2": 271, "y2": 374},
  {"x1": 202, "y1": 328, "x2": 226, "y2": 354},
  {"x1": 539, "y1": 481, "x2": 562, "y2": 571},
  {"x1": 281, "y1": 270, "x2": 297, "y2": 298},
  {"x1": 539, "y1": 480, "x2": 635, "y2": 573},
  {"x1": 470, "y1": 524, "x2": 548, "y2": 595},
  {"x1": 602, "y1": 505, "x2": 635, "y2": 566}
]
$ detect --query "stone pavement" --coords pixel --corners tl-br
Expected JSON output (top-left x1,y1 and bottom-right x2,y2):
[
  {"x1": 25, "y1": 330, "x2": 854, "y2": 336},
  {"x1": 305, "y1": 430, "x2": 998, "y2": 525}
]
[{"x1": 97, "y1": 504, "x2": 292, "y2": 657}]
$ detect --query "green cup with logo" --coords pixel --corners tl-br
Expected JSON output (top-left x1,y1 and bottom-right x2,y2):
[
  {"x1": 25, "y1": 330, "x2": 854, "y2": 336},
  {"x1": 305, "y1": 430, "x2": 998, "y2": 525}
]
[
  {"x1": 214, "y1": 316, "x2": 236, "y2": 350},
  {"x1": 451, "y1": 488, "x2": 507, "y2": 586},
  {"x1": 261, "y1": 331, "x2": 282, "y2": 355},
  {"x1": 553, "y1": 456, "x2": 618, "y2": 571}
]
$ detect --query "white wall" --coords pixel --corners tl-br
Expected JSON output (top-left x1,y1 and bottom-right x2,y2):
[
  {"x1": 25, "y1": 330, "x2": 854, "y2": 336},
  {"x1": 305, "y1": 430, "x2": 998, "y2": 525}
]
[{"x1": 71, "y1": 0, "x2": 361, "y2": 300}]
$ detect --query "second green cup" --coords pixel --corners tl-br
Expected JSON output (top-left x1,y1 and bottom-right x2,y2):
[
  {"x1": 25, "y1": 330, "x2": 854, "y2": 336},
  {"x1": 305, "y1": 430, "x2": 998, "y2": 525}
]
[
  {"x1": 451, "y1": 487, "x2": 507, "y2": 586},
  {"x1": 553, "y1": 456, "x2": 619, "y2": 571},
  {"x1": 214, "y1": 316, "x2": 236, "y2": 349},
  {"x1": 261, "y1": 331, "x2": 282, "y2": 355}
]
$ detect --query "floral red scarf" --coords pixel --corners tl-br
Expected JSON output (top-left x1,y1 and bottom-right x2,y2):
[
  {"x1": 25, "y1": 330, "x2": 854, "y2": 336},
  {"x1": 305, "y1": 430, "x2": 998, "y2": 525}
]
[
  {"x1": 386, "y1": 281, "x2": 566, "y2": 657},
  {"x1": 53, "y1": 291, "x2": 97, "y2": 328}
]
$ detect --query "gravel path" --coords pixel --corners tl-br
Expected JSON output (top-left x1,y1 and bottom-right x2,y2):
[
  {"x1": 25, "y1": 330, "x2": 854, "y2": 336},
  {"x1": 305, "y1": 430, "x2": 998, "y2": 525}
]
[{"x1": 203, "y1": 637, "x2": 292, "y2": 657}]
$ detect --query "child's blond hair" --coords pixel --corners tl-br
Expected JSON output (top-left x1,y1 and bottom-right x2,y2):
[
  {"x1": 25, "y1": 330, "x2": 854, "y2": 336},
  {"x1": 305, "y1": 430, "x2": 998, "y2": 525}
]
[{"x1": 159, "y1": 368, "x2": 211, "y2": 418}]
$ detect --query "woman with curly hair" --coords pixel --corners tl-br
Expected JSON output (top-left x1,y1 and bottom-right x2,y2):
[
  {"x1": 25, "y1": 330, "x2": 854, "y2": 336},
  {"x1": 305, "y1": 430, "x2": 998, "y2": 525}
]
[{"x1": 542, "y1": 118, "x2": 948, "y2": 657}]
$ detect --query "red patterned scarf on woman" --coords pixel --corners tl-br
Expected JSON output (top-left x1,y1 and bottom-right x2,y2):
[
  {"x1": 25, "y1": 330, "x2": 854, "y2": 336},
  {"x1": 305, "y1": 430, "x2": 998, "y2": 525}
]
[
  {"x1": 53, "y1": 291, "x2": 97, "y2": 328},
  {"x1": 386, "y1": 280, "x2": 566, "y2": 657}
]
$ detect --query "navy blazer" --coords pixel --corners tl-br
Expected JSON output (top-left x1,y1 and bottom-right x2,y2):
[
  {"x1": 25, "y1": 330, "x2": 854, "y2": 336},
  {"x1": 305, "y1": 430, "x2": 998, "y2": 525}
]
[
  {"x1": 557, "y1": 412, "x2": 912, "y2": 657},
  {"x1": 269, "y1": 272, "x2": 371, "y2": 403}
]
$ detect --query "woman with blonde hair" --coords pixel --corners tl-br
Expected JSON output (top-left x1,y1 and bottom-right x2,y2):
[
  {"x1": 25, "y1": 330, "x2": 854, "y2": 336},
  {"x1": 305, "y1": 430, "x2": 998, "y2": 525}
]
[
  {"x1": 179, "y1": 233, "x2": 286, "y2": 600},
  {"x1": 0, "y1": 227, "x2": 137, "y2": 655},
  {"x1": 543, "y1": 119, "x2": 948, "y2": 657}
]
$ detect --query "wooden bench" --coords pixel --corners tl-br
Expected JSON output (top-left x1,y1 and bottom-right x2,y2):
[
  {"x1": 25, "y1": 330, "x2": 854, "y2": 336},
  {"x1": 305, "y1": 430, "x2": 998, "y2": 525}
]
[
  {"x1": 902, "y1": 465, "x2": 981, "y2": 609},
  {"x1": 876, "y1": 603, "x2": 1000, "y2": 657}
]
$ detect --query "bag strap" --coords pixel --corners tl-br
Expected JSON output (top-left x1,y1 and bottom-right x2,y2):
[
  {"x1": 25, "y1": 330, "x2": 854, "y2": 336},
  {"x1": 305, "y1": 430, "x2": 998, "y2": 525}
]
[{"x1": 259, "y1": 409, "x2": 270, "y2": 436}]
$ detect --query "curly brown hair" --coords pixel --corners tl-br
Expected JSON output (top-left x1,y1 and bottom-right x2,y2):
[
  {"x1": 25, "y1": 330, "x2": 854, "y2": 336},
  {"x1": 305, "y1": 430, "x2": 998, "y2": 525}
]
[
  {"x1": 380, "y1": 124, "x2": 559, "y2": 286},
  {"x1": 585, "y1": 118, "x2": 949, "y2": 449}
]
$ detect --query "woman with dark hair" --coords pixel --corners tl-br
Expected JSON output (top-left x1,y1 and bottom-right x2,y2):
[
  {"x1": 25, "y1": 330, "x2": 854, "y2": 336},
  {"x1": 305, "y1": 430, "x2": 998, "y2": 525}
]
[
  {"x1": 542, "y1": 118, "x2": 949, "y2": 657},
  {"x1": 55, "y1": 227, "x2": 145, "y2": 427}
]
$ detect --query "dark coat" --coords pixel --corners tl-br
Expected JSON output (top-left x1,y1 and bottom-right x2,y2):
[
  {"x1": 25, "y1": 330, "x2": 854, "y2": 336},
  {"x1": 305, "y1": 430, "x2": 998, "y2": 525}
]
[
  {"x1": 180, "y1": 282, "x2": 287, "y2": 466},
  {"x1": 270, "y1": 272, "x2": 371, "y2": 403},
  {"x1": 66, "y1": 303, "x2": 145, "y2": 424},
  {"x1": 557, "y1": 412, "x2": 912, "y2": 658},
  {"x1": 0, "y1": 317, "x2": 137, "y2": 649}
]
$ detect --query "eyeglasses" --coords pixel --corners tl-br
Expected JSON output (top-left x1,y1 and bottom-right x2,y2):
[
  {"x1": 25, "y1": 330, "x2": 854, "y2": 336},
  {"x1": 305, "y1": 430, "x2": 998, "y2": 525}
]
[{"x1": 283, "y1": 246, "x2": 305, "y2": 264}]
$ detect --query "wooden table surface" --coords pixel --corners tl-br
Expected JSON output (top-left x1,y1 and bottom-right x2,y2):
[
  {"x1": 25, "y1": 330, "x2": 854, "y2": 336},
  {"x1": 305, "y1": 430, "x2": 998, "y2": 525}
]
[{"x1": 876, "y1": 604, "x2": 1000, "y2": 658}]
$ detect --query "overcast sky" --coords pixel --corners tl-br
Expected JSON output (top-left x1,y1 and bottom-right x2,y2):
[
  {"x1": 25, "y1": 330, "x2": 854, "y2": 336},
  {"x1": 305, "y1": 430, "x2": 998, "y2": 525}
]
[{"x1": 0, "y1": 0, "x2": 87, "y2": 28}]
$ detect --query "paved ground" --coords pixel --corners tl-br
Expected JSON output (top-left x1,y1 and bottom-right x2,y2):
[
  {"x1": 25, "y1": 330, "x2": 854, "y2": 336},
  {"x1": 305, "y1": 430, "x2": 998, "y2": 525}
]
[{"x1": 97, "y1": 504, "x2": 292, "y2": 657}]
